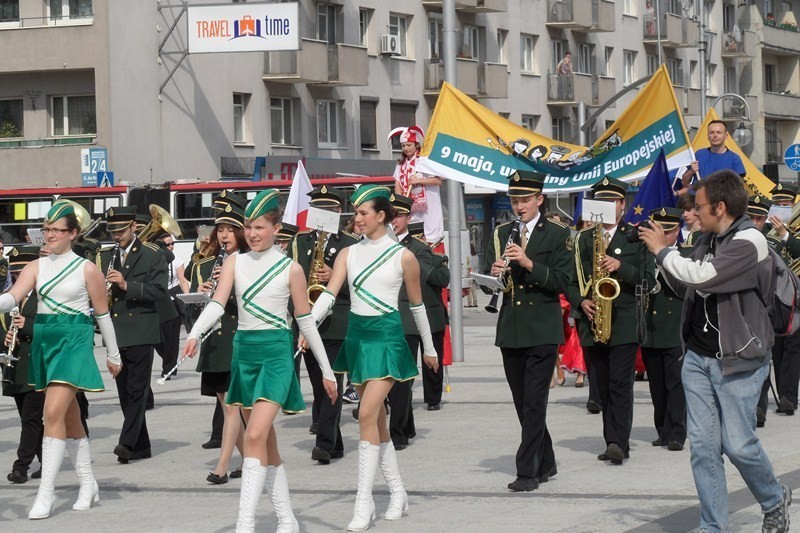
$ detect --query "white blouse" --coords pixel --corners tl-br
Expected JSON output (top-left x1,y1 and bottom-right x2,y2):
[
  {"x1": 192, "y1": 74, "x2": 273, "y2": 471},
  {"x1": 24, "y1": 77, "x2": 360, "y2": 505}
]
[
  {"x1": 36, "y1": 251, "x2": 90, "y2": 316},
  {"x1": 234, "y1": 247, "x2": 292, "y2": 331},
  {"x1": 346, "y1": 234, "x2": 404, "y2": 316}
]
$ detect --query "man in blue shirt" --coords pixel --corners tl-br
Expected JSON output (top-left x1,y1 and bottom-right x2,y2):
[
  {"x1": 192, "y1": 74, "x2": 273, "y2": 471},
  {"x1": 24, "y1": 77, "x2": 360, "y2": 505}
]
[{"x1": 681, "y1": 120, "x2": 747, "y2": 189}]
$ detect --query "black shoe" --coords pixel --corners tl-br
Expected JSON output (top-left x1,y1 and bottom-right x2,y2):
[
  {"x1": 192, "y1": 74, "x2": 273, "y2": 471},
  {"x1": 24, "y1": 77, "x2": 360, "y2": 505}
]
[
  {"x1": 427, "y1": 403, "x2": 441, "y2": 411},
  {"x1": 352, "y1": 407, "x2": 359, "y2": 420},
  {"x1": 130, "y1": 448, "x2": 152, "y2": 461},
  {"x1": 586, "y1": 400, "x2": 601, "y2": 414},
  {"x1": 309, "y1": 422, "x2": 318, "y2": 434},
  {"x1": 394, "y1": 442, "x2": 407, "y2": 451},
  {"x1": 652, "y1": 438, "x2": 666, "y2": 447},
  {"x1": 7, "y1": 469, "x2": 27, "y2": 484},
  {"x1": 207, "y1": 472, "x2": 228, "y2": 485},
  {"x1": 229, "y1": 467, "x2": 242, "y2": 479},
  {"x1": 667, "y1": 441, "x2": 684, "y2": 451},
  {"x1": 202, "y1": 438, "x2": 222, "y2": 450},
  {"x1": 757, "y1": 406, "x2": 767, "y2": 428},
  {"x1": 778, "y1": 396, "x2": 796, "y2": 416},
  {"x1": 311, "y1": 446, "x2": 332, "y2": 465},
  {"x1": 605, "y1": 443, "x2": 625, "y2": 465},
  {"x1": 30, "y1": 468, "x2": 41, "y2": 479},
  {"x1": 537, "y1": 466, "x2": 558, "y2": 483},
  {"x1": 114, "y1": 444, "x2": 132, "y2": 464},
  {"x1": 507, "y1": 476, "x2": 539, "y2": 492},
  {"x1": 160, "y1": 373, "x2": 171, "y2": 381},
  {"x1": 146, "y1": 402, "x2": 155, "y2": 411}
]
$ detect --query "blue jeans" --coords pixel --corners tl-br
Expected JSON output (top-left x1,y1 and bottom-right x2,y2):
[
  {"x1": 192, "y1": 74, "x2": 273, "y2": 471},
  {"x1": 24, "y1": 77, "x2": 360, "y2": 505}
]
[{"x1": 682, "y1": 350, "x2": 783, "y2": 533}]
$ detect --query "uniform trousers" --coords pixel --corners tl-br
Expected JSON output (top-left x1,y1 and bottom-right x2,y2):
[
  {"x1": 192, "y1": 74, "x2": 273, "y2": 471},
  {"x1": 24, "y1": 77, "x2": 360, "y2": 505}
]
[
  {"x1": 642, "y1": 346, "x2": 686, "y2": 444},
  {"x1": 304, "y1": 339, "x2": 344, "y2": 456},
  {"x1": 501, "y1": 344, "x2": 557, "y2": 480},
  {"x1": 10, "y1": 391, "x2": 44, "y2": 474},
  {"x1": 583, "y1": 344, "x2": 637, "y2": 453},
  {"x1": 155, "y1": 315, "x2": 182, "y2": 377},
  {"x1": 211, "y1": 397, "x2": 224, "y2": 441},
  {"x1": 115, "y1": 344, "x2": 154, "y2": 452}
]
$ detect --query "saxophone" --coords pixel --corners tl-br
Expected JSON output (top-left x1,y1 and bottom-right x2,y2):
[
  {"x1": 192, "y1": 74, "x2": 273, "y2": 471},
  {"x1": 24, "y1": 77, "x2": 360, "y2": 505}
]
[
  {"x1": 307, "y1": 231, "x2": 328, "y2": 306},
  {"x1": 589, "y1": 224, "x2": 620, "y2": 344}
]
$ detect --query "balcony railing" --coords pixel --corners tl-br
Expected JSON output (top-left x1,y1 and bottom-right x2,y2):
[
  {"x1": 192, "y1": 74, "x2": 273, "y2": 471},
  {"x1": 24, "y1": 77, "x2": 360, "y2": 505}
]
[
  {"x1": 0, "y1": 14, "x2": 94, "y2": 29},
  {"x1": 424, "y1": 58, "x2": 479, "y2": 95},
  {"x1": 324, "y1": 43, "x2": 368, "y2": 86},
  {"x1": 721, "y1": 30, "x2": 756, "y2": 57},
  {"x1": 264, "y1": 39, "x2": 329, "y2": 84},
  {"x1": 0, "y1": 136, "x2": 96, "y2": 149},
  {"x1": 477, "y1": 62, "x2": 508, "y2": 99},
  {"x1": 643, "y1": 12, "x2": 698, "y2": 47},
  {"x1": 762, "y1": 92, "x2": 800, "y2": 120},
  {"x1": 762, "y1": 22, "x2": 800, "y2": 54},
  {"x1": 547, "y1": 73, "x2": 601, "y2": 105},
  {"x1": 546, "y1": 0, "x2": 614, "y2": 32},
  {"x1": 422, "y1": 0, "x2": 507, "y2": 13}
]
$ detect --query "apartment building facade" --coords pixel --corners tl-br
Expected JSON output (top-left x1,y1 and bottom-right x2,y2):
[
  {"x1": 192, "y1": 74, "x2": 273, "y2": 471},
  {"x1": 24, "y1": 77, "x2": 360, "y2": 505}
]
[{"x1": 0, "y1": 0, "x2": 798, "y2": 188}]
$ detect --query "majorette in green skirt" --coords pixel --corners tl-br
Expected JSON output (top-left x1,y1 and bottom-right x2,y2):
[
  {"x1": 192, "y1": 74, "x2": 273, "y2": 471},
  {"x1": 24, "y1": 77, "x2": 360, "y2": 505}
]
[
  {"x1": 29, "y1": 314, "x2": 104, "y2": 392},
  {"x1": 226, "y1": 328, "x2": 305, "y2": 413},
  {"x1": 333, "y1": 311, "x2": 418, "y2": 386}
]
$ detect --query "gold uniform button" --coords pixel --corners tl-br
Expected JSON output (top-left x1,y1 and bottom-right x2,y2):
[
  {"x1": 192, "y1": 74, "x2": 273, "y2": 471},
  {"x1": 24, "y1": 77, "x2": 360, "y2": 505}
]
[
  {"x1": 128, "y1": 313, "x2": 133, "y2": 317},
  {"x1": 528, "y1": 302, "x2": 533, "y2": 306},
  {"x1": 653, "y1": 311, "x2": 657, "y2": 315},
  {"x1": 516, "y1": 301, "x2": 521, "y2": 306},
  {"x1": 667, "y1": 311, "x2": 672, "y2": 315},
  {"x1": 113, "y1": 313, "x2": 118, "y2": 318},
  {"x1": 519, "y1": 284, "x2": 524, "y2": 289},
  {"x1": 217, "y1": 331, "x2": 222, "y2": 335}
]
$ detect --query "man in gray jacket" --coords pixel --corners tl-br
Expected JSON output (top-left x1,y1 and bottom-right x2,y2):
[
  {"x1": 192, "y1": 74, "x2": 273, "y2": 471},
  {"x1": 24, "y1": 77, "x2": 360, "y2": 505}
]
[{"x1": 639, "y1": 170, "x2": 791, "y2": 533}]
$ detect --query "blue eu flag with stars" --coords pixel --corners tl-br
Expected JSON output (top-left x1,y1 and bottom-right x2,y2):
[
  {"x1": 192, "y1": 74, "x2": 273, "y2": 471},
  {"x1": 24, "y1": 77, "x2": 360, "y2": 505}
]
[{"x1": 623, "y1": 149, "x2": 675, "y2": 225}]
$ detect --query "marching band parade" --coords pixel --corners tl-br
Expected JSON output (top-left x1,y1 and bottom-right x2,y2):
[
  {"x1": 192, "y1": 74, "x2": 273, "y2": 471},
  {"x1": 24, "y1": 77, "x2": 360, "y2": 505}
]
[{"x1": 0, "y1": 118, "x2": 799, "y2": 533}]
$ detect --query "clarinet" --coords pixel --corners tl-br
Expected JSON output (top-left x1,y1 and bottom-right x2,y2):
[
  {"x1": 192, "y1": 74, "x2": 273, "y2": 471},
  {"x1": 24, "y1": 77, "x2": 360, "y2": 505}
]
[
  {"x1": 485, "y1": 217, "x2": 522, "y2": 313},
  {"x1": 206, "y1": 243, "x2": 227, "y2": 296},
  {"x1": 0, "y1": 307, "x2": 20, "y2": 383},
  {"x1": 106, "y1": 244, "x2": 119, "y2": 309}
]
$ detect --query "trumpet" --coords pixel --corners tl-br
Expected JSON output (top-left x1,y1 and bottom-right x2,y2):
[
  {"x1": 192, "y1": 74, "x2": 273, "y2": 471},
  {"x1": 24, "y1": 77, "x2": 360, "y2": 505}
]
[
  {"x1": 0, "y1": 307, "x2": 20, "y2": 382},
  {"x1": 207, "y1": 243, "x2": 227, "y2": 296},
  {"x1": 485, "y1": 217, "x2": 522, "y2": 313},
  {"x1": 106, "y1": 244, "x2": 119, "y2": 309}
]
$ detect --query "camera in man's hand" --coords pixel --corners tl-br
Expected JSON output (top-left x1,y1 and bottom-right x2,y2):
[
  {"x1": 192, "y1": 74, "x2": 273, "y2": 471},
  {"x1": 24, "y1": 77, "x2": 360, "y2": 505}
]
[{"x1": 629, "y1": 220, "x2": 652, "y2": 243}]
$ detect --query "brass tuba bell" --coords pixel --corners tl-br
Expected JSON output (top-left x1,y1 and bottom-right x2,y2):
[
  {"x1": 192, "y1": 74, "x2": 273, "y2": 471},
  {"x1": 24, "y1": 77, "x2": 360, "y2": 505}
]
[{"x1": 137, "y1": 204, "x2": 183, "y2": 243}]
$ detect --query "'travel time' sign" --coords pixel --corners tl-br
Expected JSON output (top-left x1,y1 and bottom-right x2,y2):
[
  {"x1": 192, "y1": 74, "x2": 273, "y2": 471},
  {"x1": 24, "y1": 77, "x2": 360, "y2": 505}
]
[{"x1": 187, "y1": 3, "x2": 300, "y2": 54}]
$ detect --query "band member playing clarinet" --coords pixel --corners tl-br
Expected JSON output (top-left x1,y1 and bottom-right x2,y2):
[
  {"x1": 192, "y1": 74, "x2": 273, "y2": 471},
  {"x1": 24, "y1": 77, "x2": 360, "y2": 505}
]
[
  {"x1": 0, "y1": 201, "x2": 121, "y2": 519},
  {"x1": 483, "y1": 171, "x2": 571, "y2": 491},
  {"x1": 183, "y1": 189, "x2": 336, "y2": 533},
  {"x1": 567, "y1": 177, "x2": 655, "y2": 465}
]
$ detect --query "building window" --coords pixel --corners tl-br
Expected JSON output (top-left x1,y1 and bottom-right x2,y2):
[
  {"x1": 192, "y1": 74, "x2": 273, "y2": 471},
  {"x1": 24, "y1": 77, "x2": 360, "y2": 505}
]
[
  {"x1": 706, "y1": 63, "x2": 716, "y2": 94},
  {"x1": 521, "y1": 114, "x2": 539, "y2": 131},
  {"x1": 0, "y1": 0, "x2": 19, "y2": 23},
  {"x1": 623, "y1": 50, "x2": 636, "y2": 85},
  {"x1": 317, "y1": 100, "x2": 345, "y2": 148},
  {"x1": 49, "y1": 0, "x2": 92, "y2": 21},
  {"x1": 389, "y1": 13, "x2": 409, "y2": 57},
  {"x1": 623, "y1": 0, "x2": 636, "y2": 15},
  {"x1": 233, "y1": 93, "x2": 249, "y2": 144},
  {"x1": 764, "y1": 64, "x2": 776, "y2": 92},
  {"x1": 389, "y1": 101, "x2": 417, "y2": 148},
  {"x1": 689, "y1": 60, "x2": 698, "y2": 88},
  {"x1": 577, "y1": 43, "x2": 593, "y2": 74},
  {"x1": 429, "y1": 17, "x2": 443, "y2": 59},
  {"x1": 51, "y1": 95, "x2": 96, "y2": 136},
  {"x1": 462, "y1": 24, "x2": 481, "y2": 60},
  {"x1": 270, "y1": 97, "x2": 293, "y2": 146},
  {"x1": 551, "y1": 40, "x2": 564, "y2": 73},
  {"x1": 646, "y1": 54, "x2": 658, "y2": 76},
  {"x1": 497, "y1": 29, "x2": 508, "y2": 65},
  {"x1": 724, "y1": 66, "x2": 737, "y2": 94},
  {"x1": 722, "y1": 3, "x2": 736, "y2": 32},
  {"x1": 765, "y1": 120, "x2": 780, "y2": 162},
  {"x1": 667, "y1": 57, "x2": 682, "y2": 85},
  {"x1": 604, "y1": 47, "x2": 613, "y2": 77},
  {"x1": 317, "y1": 4, "x2": 337, "y2": 45},
  {"x1": 360, "y1": 99, "x2": 378, "y2": 150},
  {"x1": 359, "y1": 8, "x2": 371, "y2": 48},
  {"x1": 520, "y1": 34, "x2": 536, "y2": 73},
  {"x1": 499, "y1": 112, "x2": 510, "y2": 120},
  {"x1": 552, "y1": 117, "x2": 569, "y2": 142},
  {"x1": 0, "y1": 99, "x2": 23, "y2": 138}
]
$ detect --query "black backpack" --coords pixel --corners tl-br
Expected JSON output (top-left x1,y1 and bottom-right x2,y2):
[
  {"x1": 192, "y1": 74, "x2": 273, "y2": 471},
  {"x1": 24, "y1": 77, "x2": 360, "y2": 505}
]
[{"x1": 765, "y1": 249, "x2": 800, "y2": 336}]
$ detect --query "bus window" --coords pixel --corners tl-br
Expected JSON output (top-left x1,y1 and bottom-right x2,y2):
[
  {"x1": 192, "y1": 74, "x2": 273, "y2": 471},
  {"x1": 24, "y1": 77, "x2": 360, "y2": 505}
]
[{"x1": 0, "y1": 197, "x2": 55, "y2": 244}]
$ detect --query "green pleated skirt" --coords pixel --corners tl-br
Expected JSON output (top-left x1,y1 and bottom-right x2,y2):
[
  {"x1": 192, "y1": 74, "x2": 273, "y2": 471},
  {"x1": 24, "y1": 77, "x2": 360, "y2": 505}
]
[
  {"x1": 226, "y1": 329, "x2": 305, "y2": 412},
  {"x1": 333, "y1": 312, "x2": 418, "y2": 385},
  {"x1": 29, "y1": 314, "x2": 104, "y2": 392}
]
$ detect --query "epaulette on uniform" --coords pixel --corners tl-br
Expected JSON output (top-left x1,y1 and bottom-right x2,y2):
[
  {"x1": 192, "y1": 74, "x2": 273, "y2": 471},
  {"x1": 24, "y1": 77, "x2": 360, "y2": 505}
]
[
  {"x1": 143, "y1": 242, "x2": 160, "y2": 251},
  {"x1": 98, "y1": 245, "x2": 116, "y2": 253},
  {"x1": 195, "y1": 254, "x2": 216, "y2": 265},
  {"x1": 547, "y1": 219, "x2": 569, "y2": 229},
  {"x1": 341, "y1": 230, "x2": 358, "y2": 240}
]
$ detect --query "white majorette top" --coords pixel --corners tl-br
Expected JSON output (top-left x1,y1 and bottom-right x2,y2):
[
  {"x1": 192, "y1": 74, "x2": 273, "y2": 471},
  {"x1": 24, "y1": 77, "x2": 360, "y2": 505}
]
[
  {"x1": 346, "y1": 233, "x2": 404, "y2": 316},
  {"x1": 36, "y1": 250, "x2": 90, "y2": 316},
  {"x1": 234, "y1": 247, "x2": 292, "y2": 331}
]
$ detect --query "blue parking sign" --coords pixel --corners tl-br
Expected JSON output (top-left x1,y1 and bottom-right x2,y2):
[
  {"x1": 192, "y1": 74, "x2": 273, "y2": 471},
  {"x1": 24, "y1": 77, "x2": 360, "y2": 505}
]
[{"x1": 786, "y1": 144, "x2": 800, "y2": 172}]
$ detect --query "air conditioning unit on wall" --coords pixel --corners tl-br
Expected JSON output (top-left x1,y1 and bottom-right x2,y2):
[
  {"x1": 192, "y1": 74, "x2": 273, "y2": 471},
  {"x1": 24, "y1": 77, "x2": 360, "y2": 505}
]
[{"x1": 381, "y1": 34, "x2": 400, "y2": 56}]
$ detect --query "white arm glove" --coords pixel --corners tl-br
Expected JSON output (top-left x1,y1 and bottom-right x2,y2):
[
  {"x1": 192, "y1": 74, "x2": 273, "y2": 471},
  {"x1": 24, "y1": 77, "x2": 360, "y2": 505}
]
[
  {"x1": 410, "y1": 303, "x2": 437, "y2": 358},
  {"x1": 188, "y1": 300, "x2": 225, "y2": 340},
  {"x1": 0, "y1": 292, "x2": 16, "y2": 313},
  {"x1": 311, "y1": 290, "x2": 335, "y2": 326},
  {"x1": 296, "y1": 313, "x2": 336, "y2": 382},
  {"x1": 96, "y1": 313, "x2": 121, "y2": 366}
]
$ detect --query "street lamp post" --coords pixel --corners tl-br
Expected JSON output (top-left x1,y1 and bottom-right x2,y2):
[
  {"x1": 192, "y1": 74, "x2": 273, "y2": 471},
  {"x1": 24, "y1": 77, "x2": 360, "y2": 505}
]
[{"x1": 711, "y1": 93, "x2": 753, "y2": 147}]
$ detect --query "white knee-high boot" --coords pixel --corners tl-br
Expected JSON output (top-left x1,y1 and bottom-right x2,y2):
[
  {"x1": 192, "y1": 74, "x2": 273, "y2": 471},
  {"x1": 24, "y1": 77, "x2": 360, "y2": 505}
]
[
  {"x1": 267, "y1": 464, "x2": 300, "y2": 533},
  {"x1": 68, "y1": 437, "x2": 99, "y2": 511},
  {"x1": 347, "y1": 441, "x2": 380, "y2": 531},
  {"x1": 379, "y1": 441, "x2": 408, "y2": 520},
  {"x1": 236, "y1": 458, "x2": 267, "y2": 533},
  {"x1": 29, "y1": 436, "x2": 66, "y2": 520}
]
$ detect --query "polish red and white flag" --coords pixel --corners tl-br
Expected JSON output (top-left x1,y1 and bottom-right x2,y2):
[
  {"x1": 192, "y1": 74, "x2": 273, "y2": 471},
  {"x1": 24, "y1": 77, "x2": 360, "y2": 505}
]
[{"x1": 282, "y1": 160, "x2": 313, "y2": 229}]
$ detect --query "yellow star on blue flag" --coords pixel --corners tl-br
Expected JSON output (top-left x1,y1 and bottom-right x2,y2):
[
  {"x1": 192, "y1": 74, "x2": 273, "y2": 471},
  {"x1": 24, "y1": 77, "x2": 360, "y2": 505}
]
[{"x1": 634, "y1": 205, "x2": 644, "y2": 215}]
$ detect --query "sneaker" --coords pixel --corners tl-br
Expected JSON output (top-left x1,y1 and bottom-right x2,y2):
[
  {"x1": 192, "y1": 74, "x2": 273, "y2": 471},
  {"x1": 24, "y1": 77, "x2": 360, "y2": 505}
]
[
  {"x1": 762, "y1": 484, "x2": 792, "y2": 533},
  {"x1": 342, "y1": 387, "x2": 359, "y2": 404}
]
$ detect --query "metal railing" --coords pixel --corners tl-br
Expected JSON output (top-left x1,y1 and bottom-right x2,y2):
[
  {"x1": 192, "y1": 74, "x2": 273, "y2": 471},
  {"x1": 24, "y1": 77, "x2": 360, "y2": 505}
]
[
  {"x1": 547, "y1": 72, "x2": 574, "y2": 101},
  {"x1": 0, "y1": 14, "x2": 93, "y2": 28},
  {"x1": 765, "y1": 128, "x2": 783, "y2": 163}
]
